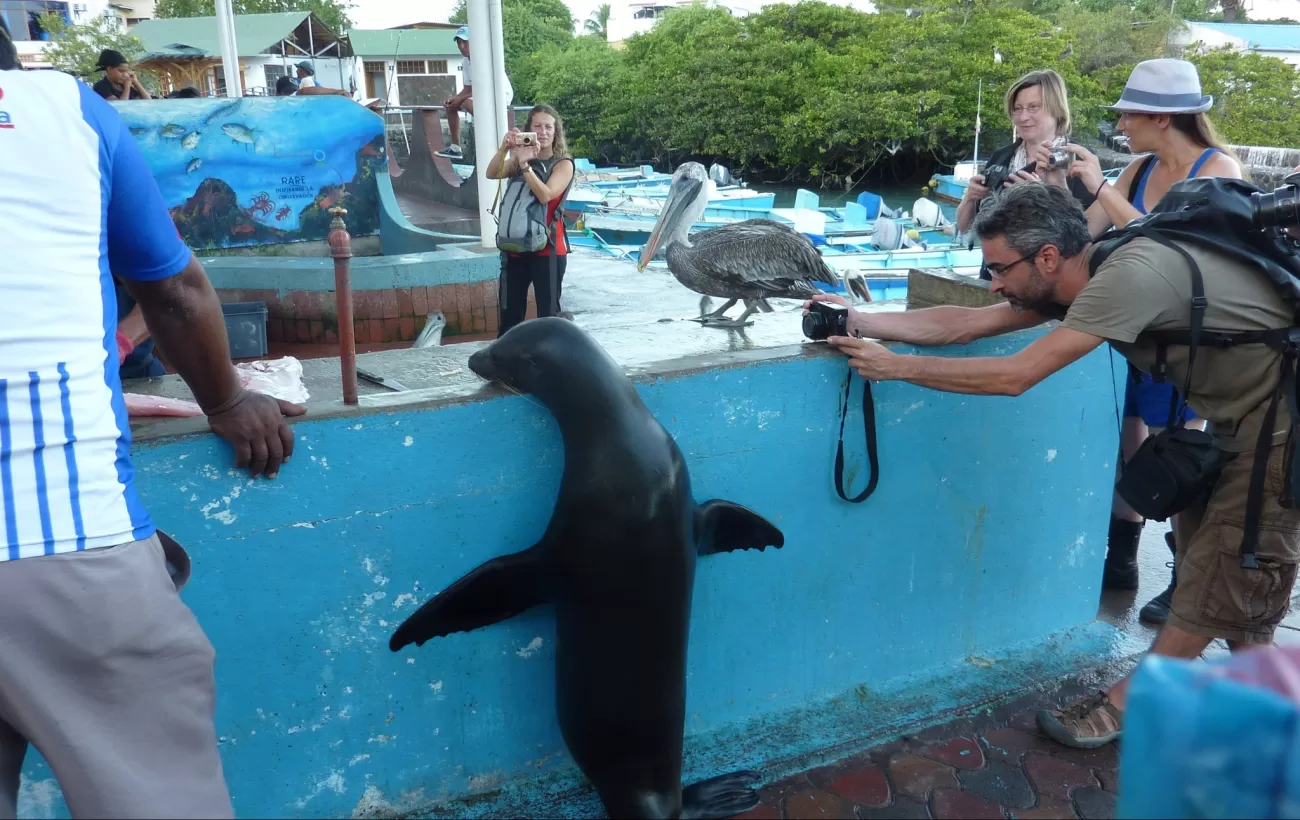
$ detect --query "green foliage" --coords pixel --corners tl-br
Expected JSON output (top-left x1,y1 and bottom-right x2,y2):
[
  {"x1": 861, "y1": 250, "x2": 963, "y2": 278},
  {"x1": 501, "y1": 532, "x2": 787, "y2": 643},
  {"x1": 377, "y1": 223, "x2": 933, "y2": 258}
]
[
  {"x1": 154, "y1": 0, "x2": 353, "y2": 36},
  {"x1": 36, "y1": 12, "x2": 152, "y2": 86},
  {"x1": 460, "y1": 0, "x2": 1300, "y2": 181},
  {"x1": 448, "y1": 0, "x2": 573, "y2": 81},
  {"x1": 1185, "y1": 45, "x2": 1300, "y2": 147},
  {"x1": 583, "y1": 3, "x2": 612, "y2": 37}
]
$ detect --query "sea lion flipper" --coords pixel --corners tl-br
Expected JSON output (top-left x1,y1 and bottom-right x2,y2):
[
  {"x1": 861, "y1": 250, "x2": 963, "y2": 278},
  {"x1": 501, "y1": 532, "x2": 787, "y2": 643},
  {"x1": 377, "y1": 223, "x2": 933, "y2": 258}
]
[
  {"x1": 388, "y1": 547, "x2": 546, "y2": 651},
  {"x1": 680, "y1": 770, "x2": 763, "y2": 819},
  {"x1": 694, "y1": 500, "x2": 785, "y2": 556}
]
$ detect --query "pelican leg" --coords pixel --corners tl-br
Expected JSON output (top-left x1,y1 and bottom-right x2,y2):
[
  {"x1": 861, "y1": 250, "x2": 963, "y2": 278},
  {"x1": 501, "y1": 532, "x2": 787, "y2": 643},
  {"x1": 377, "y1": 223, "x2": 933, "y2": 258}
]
[
  {"x1": 690, "y1": 297, "x2": 738, "y2": 323},
  {"x1": 700, "y1": 300, "x2": 758, "y2": 329}
]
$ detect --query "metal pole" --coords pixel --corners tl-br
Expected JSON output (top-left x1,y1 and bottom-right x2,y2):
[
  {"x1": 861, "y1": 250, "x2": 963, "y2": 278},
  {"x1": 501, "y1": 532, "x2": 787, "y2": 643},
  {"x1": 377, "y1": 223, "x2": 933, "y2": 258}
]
[
  {"x1": 488, "y1": 0, "x2": 509, "y2": 137},
  {"x1": 468, "y1": 1, "x2": 502, "y2": 250},
  {"x1": 214, "y1": 0, "x2": 241, "y2": 97},
  {"x1": 328, "y1": 207, "x2": 358, "y2": 405},
  {"x1": 973, "y1": 79, "x2": 982, "y2": 164}
]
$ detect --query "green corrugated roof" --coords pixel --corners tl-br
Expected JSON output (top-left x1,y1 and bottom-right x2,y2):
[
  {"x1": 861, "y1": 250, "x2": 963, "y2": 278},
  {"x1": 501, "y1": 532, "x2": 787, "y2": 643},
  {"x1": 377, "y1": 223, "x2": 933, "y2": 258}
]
[
  {"x1": 131, "y1": 12, "x2": 311, "y2": 58},
  {"x1": 347, "y1": 28, "x2": 459, "y2": 58}
]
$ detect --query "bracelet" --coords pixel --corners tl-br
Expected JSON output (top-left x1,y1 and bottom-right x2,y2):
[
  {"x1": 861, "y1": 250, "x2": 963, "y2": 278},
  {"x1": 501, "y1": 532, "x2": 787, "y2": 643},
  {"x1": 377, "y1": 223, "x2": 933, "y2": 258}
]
[
  {"x1": 1092, "y1": 179, "x2": 1107, "y2": 198},
  {"x1": 204, "y1": 387, "x2": 248, "y2": 417}
]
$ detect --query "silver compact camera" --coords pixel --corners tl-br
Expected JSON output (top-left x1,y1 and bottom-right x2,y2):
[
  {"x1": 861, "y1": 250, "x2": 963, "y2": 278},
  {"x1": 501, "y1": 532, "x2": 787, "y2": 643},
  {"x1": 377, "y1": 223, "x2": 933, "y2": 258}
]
[{"x1": 1044, "y1": 149, "x2": 1074, "y2": 171}]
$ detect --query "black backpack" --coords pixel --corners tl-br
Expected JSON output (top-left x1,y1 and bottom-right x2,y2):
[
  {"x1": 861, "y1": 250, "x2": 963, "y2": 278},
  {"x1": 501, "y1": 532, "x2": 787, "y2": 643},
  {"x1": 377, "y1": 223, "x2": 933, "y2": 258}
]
[{"x1": 1087, "y1": 174, "x2": 1300, "y2": 568}]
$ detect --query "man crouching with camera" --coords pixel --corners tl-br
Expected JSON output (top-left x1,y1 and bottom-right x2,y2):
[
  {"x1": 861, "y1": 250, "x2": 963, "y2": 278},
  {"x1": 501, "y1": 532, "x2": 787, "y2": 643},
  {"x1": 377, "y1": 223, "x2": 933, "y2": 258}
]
[{"x1": 808, "y1": 181, "x2": 1300, "y2": 750}]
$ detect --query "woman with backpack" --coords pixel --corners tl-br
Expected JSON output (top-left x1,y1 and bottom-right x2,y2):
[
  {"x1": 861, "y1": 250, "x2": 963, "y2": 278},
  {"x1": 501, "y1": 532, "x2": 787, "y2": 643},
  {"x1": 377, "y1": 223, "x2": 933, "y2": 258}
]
[
  {"x1": 486, "y1": 104, "x2": 576, "y2": 337},
  {"x1": 1048, "y1": 59, "x2": 1243, "y2": 624}
]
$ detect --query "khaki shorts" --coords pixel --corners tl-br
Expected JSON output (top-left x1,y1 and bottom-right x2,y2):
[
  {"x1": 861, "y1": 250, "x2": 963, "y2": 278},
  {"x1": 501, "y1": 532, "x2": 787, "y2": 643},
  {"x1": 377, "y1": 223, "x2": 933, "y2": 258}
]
[{"x1": 1169, "y1": 442, "x2": 1300, "y2": 645}]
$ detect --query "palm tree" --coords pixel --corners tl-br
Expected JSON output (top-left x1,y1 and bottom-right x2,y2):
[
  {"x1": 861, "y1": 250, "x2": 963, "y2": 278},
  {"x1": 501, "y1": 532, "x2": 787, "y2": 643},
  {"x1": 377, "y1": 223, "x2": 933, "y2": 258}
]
[{"x1": 584, "y1": 3, "x2": 611, "y2": 37}]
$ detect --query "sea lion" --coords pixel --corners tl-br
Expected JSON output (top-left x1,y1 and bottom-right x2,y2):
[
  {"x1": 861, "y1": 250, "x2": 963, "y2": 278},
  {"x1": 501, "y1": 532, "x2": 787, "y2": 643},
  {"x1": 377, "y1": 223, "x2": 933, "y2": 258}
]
[{"x1": 390, "y1": 317, "x2": 786, "y2": 819}]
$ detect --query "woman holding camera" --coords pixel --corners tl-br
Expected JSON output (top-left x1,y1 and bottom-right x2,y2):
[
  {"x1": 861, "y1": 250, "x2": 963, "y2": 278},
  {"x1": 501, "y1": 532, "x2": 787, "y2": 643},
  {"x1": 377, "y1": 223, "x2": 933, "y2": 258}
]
[
  {"x1": 485, "y1": 104, "x2": 576, "y2": 337},
  {"x1": 954, "y1": 69, "x2": 1095, "y2": 236},
  {"x1": 1049, "y1": 59, "x2": 1242, "y2": 621}
]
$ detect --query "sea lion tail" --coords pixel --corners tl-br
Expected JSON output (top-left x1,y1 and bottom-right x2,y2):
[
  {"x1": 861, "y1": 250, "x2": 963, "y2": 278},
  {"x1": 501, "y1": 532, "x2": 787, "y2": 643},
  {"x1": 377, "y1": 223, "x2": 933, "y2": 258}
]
[
  {"x1": 389, "y1": 546, "x2": 546, "y2": 652},
  {"x1": 694, "y1": 500, "x2": 785, "y2": 556}
]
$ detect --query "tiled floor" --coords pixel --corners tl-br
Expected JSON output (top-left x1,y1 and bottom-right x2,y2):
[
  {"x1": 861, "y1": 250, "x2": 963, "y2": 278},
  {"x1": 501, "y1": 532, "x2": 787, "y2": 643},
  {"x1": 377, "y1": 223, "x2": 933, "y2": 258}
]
[{"x1": 730, "y1": 683, "x2": 1120, "y2": 820}]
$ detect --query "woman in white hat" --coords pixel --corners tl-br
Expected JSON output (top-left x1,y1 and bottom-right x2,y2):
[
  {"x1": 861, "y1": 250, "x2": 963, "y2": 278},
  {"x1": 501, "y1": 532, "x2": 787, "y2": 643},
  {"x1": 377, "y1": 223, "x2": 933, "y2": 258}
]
[{"x1": 1044, "y1": 58, "x2": 1242, "y2": 625}]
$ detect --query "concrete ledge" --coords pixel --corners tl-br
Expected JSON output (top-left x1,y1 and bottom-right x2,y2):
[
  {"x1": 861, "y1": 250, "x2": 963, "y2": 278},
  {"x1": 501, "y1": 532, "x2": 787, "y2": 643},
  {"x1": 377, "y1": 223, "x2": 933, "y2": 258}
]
[
  {"x1": 199, "y1": 245, "x2": 505, "y2": 341},
  {"x1": 908, "y1": 268, "x2": 1003, "y2": 309}
]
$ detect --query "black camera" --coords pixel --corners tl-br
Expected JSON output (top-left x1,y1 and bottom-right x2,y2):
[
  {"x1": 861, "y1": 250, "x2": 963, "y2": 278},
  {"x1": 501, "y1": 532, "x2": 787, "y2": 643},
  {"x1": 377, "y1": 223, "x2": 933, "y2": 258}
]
[
  {"x1": 1253, "y1": 171, "x2": 1300, "y2": 236},
  {"x1": 803, "y1": 301, "x2": 851, "y2": 341},
  {"x1": 980, "y1": 158, "x2": 1038, "y2": 193}
]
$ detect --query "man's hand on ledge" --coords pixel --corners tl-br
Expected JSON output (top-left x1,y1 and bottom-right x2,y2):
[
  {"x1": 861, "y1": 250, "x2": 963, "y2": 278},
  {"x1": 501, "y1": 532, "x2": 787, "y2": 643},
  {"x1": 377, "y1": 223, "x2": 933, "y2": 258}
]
[{"x1": 204, "y1": 388, "x2": 307, "y2": 479}]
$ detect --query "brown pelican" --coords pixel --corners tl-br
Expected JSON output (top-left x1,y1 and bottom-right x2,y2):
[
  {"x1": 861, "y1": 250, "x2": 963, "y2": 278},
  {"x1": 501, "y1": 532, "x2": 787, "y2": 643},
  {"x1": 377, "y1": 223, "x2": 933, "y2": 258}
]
[{"x1": 635, "y1": 162, "x2": 844, "y2": 328}]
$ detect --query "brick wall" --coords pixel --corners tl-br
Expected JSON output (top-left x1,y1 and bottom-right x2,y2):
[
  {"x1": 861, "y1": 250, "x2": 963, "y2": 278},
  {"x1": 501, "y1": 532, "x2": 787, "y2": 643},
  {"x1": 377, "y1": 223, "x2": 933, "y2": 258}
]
[{"x1": 216, "y1": 282, "x2": 536, "y2": 345}]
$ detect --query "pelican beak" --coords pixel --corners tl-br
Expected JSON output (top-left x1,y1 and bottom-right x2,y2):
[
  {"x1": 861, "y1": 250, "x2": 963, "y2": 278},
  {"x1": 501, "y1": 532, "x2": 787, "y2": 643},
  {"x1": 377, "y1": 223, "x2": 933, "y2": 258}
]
[{"x1": 637, "y1": 176, "x2": 701, "y2": 271}]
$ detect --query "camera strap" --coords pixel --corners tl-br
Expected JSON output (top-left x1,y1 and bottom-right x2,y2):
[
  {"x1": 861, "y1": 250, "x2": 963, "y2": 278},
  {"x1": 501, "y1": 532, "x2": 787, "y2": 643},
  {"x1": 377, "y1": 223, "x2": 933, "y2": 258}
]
[{"x1": 835, "y1": 364, "x2": 880, "y2": 503}]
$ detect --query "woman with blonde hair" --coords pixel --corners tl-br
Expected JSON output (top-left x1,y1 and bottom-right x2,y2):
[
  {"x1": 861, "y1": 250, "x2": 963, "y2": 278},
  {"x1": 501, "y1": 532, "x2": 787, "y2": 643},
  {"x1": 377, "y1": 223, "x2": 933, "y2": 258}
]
[
  {"x1": 1049, "y1": 58, "x2": 1243, "y2": 625},
  {"x1": 485, "y1": 103, "x2": 576, "y2": 336},
  {"x1": 955, "y1": 69, "x2": 1098, "y2": 236}
]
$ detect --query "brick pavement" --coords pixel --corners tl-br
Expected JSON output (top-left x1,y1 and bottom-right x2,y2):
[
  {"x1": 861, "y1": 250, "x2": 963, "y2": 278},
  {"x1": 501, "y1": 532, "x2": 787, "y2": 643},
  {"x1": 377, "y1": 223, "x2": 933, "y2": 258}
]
[{"x1": 730, "y1": 684, "x2": 1121, "y2": 820}]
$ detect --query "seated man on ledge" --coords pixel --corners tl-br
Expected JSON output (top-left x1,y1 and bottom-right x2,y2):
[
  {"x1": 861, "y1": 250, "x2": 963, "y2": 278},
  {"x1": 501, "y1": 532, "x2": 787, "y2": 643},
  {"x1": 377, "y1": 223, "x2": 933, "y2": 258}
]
[
  {"x1": 812, "y1": 182, "x2": 1300, "y2": 750},
  {"x1": 437, "y1": 24, "x2": 514, "y2": 160}
]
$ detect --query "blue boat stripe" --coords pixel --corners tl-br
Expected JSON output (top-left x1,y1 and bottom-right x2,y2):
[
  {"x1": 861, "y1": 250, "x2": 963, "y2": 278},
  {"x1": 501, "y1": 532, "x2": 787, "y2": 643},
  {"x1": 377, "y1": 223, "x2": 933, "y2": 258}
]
[
  {"x1": 57, "y1": 364, "x2": 86, "y2": 552},
  {"x1": 0, "y1": 381, "x2": 17, "y2": 561},
  {"x1": 28, "y1": 373, "x2": 56, "y2": 555}
]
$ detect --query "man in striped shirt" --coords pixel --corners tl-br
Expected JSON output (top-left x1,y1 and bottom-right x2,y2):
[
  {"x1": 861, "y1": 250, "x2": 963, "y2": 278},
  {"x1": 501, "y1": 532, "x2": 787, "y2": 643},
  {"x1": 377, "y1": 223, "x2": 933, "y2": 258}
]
[{"x1": 1, "y1": 21, "x2": 304, "y2": 817}]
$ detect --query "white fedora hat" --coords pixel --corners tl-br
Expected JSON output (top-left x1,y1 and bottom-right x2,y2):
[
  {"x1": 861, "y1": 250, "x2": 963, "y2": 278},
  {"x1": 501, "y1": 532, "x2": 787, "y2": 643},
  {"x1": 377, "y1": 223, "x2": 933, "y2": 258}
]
[{"x1": 1105, "y1": 58, "x2": 1213, "y2": 114}]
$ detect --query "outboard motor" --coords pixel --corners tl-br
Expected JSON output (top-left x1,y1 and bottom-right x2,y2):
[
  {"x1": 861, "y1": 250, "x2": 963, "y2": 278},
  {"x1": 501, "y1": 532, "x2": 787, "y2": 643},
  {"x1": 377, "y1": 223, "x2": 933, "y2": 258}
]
[{"x1": 708, "y1": 163, "x2": 735, "y2": 187}]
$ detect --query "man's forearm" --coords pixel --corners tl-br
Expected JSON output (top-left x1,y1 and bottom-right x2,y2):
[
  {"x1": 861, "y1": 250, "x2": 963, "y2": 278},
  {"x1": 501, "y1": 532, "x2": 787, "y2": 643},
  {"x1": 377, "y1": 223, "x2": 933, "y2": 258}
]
[
  {"x1": 854, "y1": 301, "x2": 1049, "y2": 347},
  {"x1": 888, "y1": 353, "x2": 1029, "y2": 396},
  {"x1": 118, "y1": 303, "x2": 151, "y2": 346},
  {"x1": 123, "y1": 256, "x2": 242, "y2": 412}
]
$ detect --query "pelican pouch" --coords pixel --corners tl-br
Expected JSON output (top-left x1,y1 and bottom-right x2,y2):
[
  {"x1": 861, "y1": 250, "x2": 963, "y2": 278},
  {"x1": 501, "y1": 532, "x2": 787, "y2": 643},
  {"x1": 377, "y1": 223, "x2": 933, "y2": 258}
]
[{"x1": 1109, "y1": 229, "x2": 1232, "y2": 522}]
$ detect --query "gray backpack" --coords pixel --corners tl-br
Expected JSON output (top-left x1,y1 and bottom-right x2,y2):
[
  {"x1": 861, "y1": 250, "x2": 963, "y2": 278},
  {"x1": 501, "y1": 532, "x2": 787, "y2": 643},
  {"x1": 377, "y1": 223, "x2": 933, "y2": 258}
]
[{"x1": 492, "y1": 158, "x2": 564, "y2": 254}]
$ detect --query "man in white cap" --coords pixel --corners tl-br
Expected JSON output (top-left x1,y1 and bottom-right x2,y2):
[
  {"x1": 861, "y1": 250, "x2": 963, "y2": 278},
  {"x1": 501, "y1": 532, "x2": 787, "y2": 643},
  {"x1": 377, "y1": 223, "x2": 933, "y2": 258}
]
[{"x1": 438, "y1": 24, "x2": 514, "y2": 160}]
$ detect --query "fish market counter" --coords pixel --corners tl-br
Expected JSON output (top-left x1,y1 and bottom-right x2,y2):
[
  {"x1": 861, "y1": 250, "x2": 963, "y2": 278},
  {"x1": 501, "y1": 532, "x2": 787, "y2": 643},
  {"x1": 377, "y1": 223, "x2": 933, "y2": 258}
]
[{"x1": 18, "y1": 302, "x2": 1136, "y2": 818}]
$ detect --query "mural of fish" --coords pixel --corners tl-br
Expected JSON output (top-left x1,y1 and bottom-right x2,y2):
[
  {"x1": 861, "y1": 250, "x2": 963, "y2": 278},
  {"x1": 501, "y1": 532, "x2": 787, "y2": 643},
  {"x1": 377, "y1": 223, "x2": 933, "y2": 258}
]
[
  {"x1": 221, "y1": 123, "x2": 255, "y2": 144},
  {"x1": 111, "y1": 97, "x2": 385, "y2": 252}
]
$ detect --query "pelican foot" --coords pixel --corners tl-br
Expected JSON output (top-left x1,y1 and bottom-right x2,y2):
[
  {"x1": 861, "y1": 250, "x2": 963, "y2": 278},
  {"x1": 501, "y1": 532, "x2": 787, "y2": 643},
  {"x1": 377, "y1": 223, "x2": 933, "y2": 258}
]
[{"x1": 698, "y1": 315, "x2": 755, "y2": 329}]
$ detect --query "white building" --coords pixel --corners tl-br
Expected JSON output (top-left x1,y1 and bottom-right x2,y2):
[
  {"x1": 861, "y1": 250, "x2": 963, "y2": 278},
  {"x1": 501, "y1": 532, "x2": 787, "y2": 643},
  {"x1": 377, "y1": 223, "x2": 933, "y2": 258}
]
[
  {"x1": 4, "y1": 0, "x2": 154, "y2": 68},
  {"x1": 1175, "y1": 21, "x2": 1300, "y2": 66},
  {"x1": 346, "y1": 27, "x2": 464, "y2": 107}
]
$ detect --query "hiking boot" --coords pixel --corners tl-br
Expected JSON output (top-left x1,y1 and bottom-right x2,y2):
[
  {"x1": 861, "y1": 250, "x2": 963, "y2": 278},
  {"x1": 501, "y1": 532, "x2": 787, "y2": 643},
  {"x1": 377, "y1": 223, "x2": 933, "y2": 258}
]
[
  {"x1": 1139, "y1": 531, "x2": 1178, "y2": 624},
  {"x1": 1102, "y1": 517, "x2": 1142, "y2": 591},
  {"x1": 1037, "y1": 692, "x2": 1123, "y2": 749}
]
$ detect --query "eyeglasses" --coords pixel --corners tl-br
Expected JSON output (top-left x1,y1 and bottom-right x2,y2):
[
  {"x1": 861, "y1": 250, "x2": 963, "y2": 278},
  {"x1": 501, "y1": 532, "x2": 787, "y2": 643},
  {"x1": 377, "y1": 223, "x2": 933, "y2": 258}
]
[
  {"x1": 1012, "y1": 103, "x2": 1044, "y2": 116},
  {"x1": 980, "y1": 247, "x2": 1042, "y2": 280}
]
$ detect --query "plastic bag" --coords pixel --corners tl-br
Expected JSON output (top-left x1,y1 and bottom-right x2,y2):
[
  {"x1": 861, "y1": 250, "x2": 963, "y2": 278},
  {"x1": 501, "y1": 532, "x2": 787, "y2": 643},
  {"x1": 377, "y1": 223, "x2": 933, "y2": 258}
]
[
  {"x1": 1119, "y1": 645, "x2": 1300, "y2": 819},
  {"x1": 235, "y1": 356, "x2": 309, "y2": 404},
  {"x1": 124, "y1": 356, "x2": 309, "y2": 418}
]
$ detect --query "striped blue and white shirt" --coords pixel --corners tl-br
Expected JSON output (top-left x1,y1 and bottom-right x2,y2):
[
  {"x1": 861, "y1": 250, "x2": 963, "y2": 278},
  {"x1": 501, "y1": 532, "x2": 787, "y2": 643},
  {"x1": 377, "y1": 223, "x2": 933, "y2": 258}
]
[{"x1": 0, "y1": 70, "x2": 191, "y2": 562}]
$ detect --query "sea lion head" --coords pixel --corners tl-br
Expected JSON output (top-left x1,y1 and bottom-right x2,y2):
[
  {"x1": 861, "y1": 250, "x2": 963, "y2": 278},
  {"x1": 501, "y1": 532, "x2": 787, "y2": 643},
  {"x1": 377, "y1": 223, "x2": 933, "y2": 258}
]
[{"x1": 468, "y1": 317, "x2": 621, "y2": 403}]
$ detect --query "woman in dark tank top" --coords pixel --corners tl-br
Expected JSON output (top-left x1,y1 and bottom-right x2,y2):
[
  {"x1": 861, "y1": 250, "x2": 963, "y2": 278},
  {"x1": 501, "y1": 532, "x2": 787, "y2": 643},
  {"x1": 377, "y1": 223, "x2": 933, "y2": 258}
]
[{"x1": 1047, "y1": 59, "x2": 1243, "y2": 622}]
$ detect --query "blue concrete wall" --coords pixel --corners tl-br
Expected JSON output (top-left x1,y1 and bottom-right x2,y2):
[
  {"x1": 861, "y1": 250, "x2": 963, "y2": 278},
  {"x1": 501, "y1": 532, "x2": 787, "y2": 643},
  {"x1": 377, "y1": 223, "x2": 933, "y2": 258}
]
[{"x1": 17, "y1": 334, "x2": 1132, "y2": 818}]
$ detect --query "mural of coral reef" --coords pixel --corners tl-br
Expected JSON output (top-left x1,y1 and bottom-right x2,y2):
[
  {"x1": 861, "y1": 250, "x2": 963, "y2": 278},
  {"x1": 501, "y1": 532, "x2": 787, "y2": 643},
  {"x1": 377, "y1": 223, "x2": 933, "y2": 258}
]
[{"x1": 114, "y1": 96, "x2": 386, "y2": 251}]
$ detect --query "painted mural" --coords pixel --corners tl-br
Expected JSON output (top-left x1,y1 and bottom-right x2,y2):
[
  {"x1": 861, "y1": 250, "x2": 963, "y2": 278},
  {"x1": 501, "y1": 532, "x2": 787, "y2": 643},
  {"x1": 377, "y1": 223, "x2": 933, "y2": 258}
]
[{"x1": 113, "y1": 96, "x2": 386, "y2": 251}]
